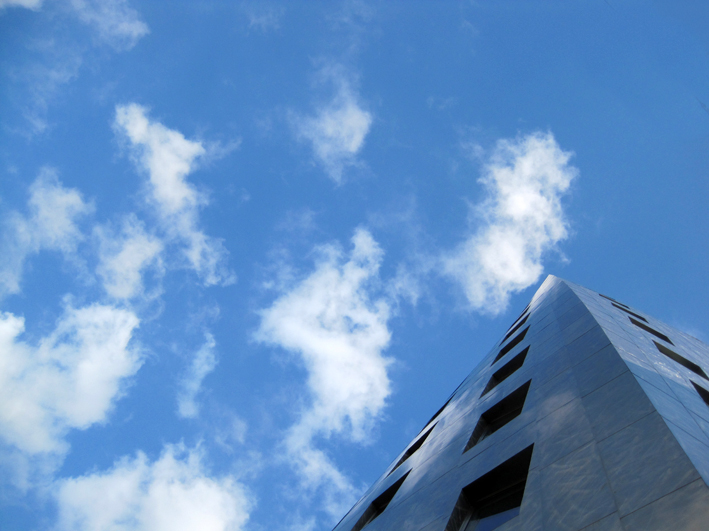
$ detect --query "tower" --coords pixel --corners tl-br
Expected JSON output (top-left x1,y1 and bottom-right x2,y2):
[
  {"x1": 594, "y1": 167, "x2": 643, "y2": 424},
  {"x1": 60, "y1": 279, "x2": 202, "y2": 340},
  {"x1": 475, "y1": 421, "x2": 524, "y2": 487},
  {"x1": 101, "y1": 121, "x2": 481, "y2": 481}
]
[{"x1": 333, "y1": 276, "x2": 709, "y2": 531}]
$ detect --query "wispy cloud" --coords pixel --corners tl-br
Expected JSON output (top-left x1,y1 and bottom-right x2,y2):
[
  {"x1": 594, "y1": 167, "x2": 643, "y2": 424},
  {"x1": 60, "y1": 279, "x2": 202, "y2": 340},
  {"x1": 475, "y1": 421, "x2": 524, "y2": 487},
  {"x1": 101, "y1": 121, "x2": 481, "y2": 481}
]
[
  {"x1": 69, "y1": 0, "x2": 149, "y2": 51},
  {"x1": 19, "y1": 49, "x2": 83, "y2": 135},
  {"x1": 255, "y1": 228, "x2": 391, "y2": 516},
  {"x1": 293, "y1": 66, "x2": 372, "y2": 184},
  {"x1": 443, "y1": 131, "x2": 577, "y2": 314},
  {"x1": 114, "y1": 103, "x2": 235, "y2": 286},
  {"x1": 95, "y1": 214, "x2": 164, "y2": 300},
  {"x1": 3, "y1": 0, "x2": 146, "y2": 135},
  {"x1": 0, "y1": 303, "x2": 141, "y2": 486},
  {"x1": 0, "y1": 168, "x2": 93, "y2": 298},
  {"x1": 0, "y1": 0, "x2": 42, "y2": 11},
  {"x1": 177, "y1": 333, "x2": 218, "y2": 419},
  {"x1": 54, "y1": 443, "x2": 252, "y2": 531},
  {"x1": 241, "y1": 1, "x2": 284, "y2": 32}
]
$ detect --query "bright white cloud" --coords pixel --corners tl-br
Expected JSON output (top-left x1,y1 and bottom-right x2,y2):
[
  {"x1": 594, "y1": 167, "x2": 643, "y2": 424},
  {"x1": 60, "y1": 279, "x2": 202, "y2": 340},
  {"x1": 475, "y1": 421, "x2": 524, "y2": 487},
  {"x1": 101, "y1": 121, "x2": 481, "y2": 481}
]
[
  {"x1": 70, "y1": 0, "x2": 149, "y2": 51},
  {"x1": 443, "y1": 132, "x2": 577, "y2": 315},
  {"x1": 294, "y1": 67, "x2": 372, "y2": 183},
  {"x1": 114, "y1": 103, "x2": 234, "y2": 286},
  {"x1": 255, "y1": 228, "x2": 391, "y2": 514},
  {"x1": 0, "y1": 168, "x2": 93, "y2": 297},
  {"x1": 0, "y1": 303, "x2": 141, "y2": 457},
  {"x1": 54, "y1": 443, "x2": 252, "y2": 531},
  {"x1": 177, "y1": 333, "x2": 218, "y2": 419},
  {"x1": 96, "y1": 215, "x2": 163, "y2": 300}
]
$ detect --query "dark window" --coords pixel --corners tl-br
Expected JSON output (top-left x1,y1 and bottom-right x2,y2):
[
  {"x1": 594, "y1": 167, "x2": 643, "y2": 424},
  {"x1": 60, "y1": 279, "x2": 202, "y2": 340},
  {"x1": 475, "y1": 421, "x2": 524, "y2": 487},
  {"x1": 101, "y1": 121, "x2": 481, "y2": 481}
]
[
  {"x1": 654, "y1": 342, "x2": 708, "y2": 380},
  {"x1": 422, "y1": 397, "x2": 452, "y2": 433},
  {"x1": 692, "y1": 381, "x2": 709, "y2": 406},
  {"x1": 599, "y1": 293, "x2": 631, "y2": 308},
  {"x1": 630, "y1": 317, "x2": 673, "y2": 345},
  {"x1": 445, "y1": 445, "x2": 534, "y2": 531},
  {"x1": 417, "y1": 377, "x2": 466, "y2": 435},
  {"x1": 501, "y1": 314, "x2": 529, "y2": 344},
  {"x1": 482, "y1": 347, "x2": 529, "y2": 397},
  {"x1": 351, "y1": 471, "x2": 410, "y2": 531},
  {"x1": 465, "y1": 381, "x2": 531, "y2": 452},
  {"x1": 612, "y1": 303, "x2": 648, "y2": 323},
  {"x1": 388, "y1": 424, "x2": 436, "y2": 476},
  {"x1": 505, "y1": 305, "x2": 529, "y2": 333},
  {"x1": 493, "y1": 327, "x2": 529, "y2": 364}
]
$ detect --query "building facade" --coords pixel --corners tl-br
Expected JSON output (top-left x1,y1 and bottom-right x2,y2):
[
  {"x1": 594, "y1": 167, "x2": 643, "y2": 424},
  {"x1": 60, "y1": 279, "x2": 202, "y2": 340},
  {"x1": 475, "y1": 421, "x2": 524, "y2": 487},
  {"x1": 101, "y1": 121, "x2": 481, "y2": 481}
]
[{"x1": 333, "y1": 275, "x2": 709, "y2": 531}]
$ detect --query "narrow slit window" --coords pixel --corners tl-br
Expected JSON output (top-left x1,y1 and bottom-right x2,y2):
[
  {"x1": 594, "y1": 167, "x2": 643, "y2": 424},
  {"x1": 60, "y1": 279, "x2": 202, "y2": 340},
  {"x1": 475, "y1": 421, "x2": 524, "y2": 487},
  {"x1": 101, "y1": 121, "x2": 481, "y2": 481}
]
[
  {"x1": 417, "y1": 377, "x2": 466, "y2": 435},
  {"x1": 445, "y1": 445, "x2": 534, "y2": 531},
  {"x1": 505, "y1": 305, "x2": 529, "y2": 333},
  {"x1": 599, "y1": 293, "x2": 631, "y2": 308},
  {"x1": 631, "y1": 317, "x2": 673, "y2": 344},
  {"x1": 691, "y1": 381, "x2": 709, "y2": 406},
  {"x1": 482, "y1": 347, "x2": 529, "y2": 397},
  {"x1": 493, "y1": 327, "x2": 529, "y2": 364},
  {"x1": 501, "y1": 314, "x2": 529, "y2": 344},
  {"x1": 612, "y1": 303, "x2": 647, "y2": 323},
  {"x1": 388, "y1": 424, "x2": 436, "y2": 476},
  {"x1": 422, "y1": 397, "x2": 452, "y2": 432},
  {"x1": 351, "y1": 471, "x2": 410, "y2": 531},
  {"x1": 654, "y1": 341, "x2": 708, "y2": 380},
  {"x1": 465, "y1": 381, "x2": 531, "y2": 452}
]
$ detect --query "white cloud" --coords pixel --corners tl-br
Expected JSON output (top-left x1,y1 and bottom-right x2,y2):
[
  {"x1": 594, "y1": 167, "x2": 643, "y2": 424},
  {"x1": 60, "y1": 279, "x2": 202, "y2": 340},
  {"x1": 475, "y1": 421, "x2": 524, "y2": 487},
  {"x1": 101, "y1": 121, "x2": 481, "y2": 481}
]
[
  {"x1": 443, "y1": 131, "x2": 577, "y2": 315},
  {"x1": 54, "y1": 443, "x2": 252, "y2": 531},
  {"x1": 114, "y1": 103, "x2": 234, "y2": 286},
  {"x1": 96, "y1": 215, "x2": 164, "y2": 300},
  {"x1": 0, "y1": 303, "x2": 141, "y2": 457},
  {"x1": 294, "y1": 67, "x2": 372, "y2": 183},
  {"x1": 177, "y1": 333, "x2": 218, "y2": 419},
  {"x1": 0, "y1": 168, "x2": 93, "y2": 297},
  {"x1": 70, "y1": 0, "x2": 149, "y2": 51},
  {"x1": 0, "y1": 0, "x2": 42, "y2": 10},
  {"x1": 283, "y1": 436, "x2": 359, "y2": 519},
  {"x1": 255, "y1": 228, "x2": 391, "y2": 514}
]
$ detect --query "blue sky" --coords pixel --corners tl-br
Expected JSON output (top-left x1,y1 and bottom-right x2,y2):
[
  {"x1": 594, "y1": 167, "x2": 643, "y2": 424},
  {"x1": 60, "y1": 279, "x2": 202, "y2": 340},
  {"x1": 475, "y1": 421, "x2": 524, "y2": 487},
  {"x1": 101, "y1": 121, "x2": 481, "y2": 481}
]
[{"x1": 1, "y1": 1, "x2": 708, "y2": 530}]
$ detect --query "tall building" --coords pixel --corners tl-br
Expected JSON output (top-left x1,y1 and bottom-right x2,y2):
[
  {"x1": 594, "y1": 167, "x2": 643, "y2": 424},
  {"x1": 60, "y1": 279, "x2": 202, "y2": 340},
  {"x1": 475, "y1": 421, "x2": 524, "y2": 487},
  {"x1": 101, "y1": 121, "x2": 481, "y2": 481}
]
[{"x1": 333, "y1": 276, "x2": 709, "y2": 531}]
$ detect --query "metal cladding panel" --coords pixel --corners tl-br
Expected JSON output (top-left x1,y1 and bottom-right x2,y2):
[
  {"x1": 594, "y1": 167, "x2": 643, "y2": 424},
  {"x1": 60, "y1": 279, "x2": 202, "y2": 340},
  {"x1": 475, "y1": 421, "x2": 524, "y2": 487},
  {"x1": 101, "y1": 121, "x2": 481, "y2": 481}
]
[{"x1": 333, "y1": 276, "x2": 709, "y2": 531}]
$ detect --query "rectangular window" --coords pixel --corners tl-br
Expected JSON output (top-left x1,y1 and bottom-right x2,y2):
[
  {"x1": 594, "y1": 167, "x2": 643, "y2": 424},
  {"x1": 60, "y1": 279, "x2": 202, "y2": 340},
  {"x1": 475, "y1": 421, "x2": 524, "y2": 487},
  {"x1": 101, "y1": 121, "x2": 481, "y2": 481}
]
[
  {"x1": 612, "y1": 303, "x2": 648, "y2": 323},
  {"x1": 630, "y1": 317, "x2": 673, "y2": 345},
  {"x1": 600, "y1": 293, "x2": 631, "y2": 309},
  {"x1": 505, "y1": 305, "x2": 529, "y2": 333},
  {"x1": 481, "y1": 347, "x2": 529, "y2": 397},
  {"x1": 422, "y1": 397, "x2": 451, "y2": 432},
  {"x1": 388, "y1": 424, "x2": 436, "y2": 475},
  {"x1": 351, "y1": 471, "x2": 410, "y2": 531},
  {"x1": 417, "y1": 378, "x2": 466, "y2": 435},
  {"x1": 493, "y1": 327, "x2": 529, "y2": 364},
  {"x1": 654, "y1": 341, "x2": 708, "y2": 380},
  {"x1": 445, "y1": 445, "x2": 534, "y2": 531},
  {"x1": 465, "y1": 381, "x2": 531, "y2": 452},
  {"x1": 691, "y1": 381, "x2": 709, "y2": 406},
  {"x1": 501, "y1": 313, "x2": 529, "y2": 344}
]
